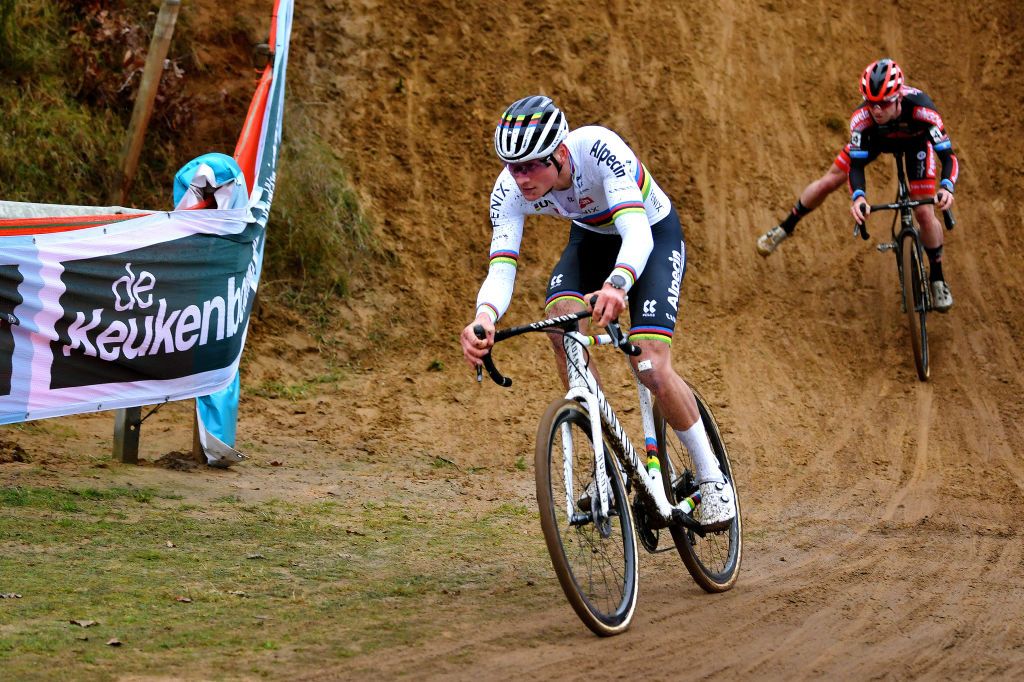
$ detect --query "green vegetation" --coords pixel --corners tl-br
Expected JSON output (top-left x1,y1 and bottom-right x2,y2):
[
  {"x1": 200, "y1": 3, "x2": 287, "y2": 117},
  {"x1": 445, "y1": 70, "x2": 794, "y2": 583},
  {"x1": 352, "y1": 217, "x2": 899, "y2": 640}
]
[
  {"x1": 0, "y1": 1, "x2": 181, "y2": 207},
  {"x1": 0, "y1": 1, "x2": 372, "y2": 311},
  {"x1": 265, "y1": 103, "x2": 378, "y2": 305},
  {"x1": 0, "y1": 482, "x2": 553, "y2": 678},
  {"x1": 249, "y1": 370, "x2": 343, "y2": 400},
  {"x1": 0, "y1": 485, "x2": 175, "y2": 510},
  {"x1": 0, "y1": 0, "x2": 16, "y2": 64}
]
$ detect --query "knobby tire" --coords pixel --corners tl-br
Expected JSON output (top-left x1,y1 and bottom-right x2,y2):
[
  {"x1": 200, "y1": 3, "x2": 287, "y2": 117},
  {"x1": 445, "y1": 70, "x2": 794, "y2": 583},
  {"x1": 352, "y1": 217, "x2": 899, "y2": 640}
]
[
  {"x1": 900, "y1": 233, "x2": 930, "y2": 381},
  {"x1": 535, "y1": 399, "x2": 639, "y2": 636},
  {"x1": 655, "y1": 385, "x2": 742, "y2": 592}
]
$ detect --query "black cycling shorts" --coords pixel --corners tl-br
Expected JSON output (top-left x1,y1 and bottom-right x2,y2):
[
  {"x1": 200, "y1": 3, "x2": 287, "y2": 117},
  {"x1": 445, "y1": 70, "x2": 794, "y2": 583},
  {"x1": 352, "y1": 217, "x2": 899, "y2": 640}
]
[{"x1": 545, "y1": 207, "x2": 686, "y2": 344}]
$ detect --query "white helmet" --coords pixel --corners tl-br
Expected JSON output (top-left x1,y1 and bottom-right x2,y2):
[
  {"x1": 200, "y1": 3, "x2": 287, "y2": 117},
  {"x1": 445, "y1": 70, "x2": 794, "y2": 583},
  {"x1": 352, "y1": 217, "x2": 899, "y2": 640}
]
[{"x1": 493, "y1": 95, "x2": 569, "y2": 163}]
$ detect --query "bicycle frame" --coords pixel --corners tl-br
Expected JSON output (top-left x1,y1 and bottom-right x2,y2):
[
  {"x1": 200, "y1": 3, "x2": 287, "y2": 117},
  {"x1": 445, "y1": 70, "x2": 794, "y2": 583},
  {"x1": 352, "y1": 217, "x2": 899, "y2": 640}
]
[
  {"x1": 559, "y1": 328, "x2": 677, "y2": 529},
  {"x1": 858, "y1": 151, "x2": 955, "y2": 288},
  {"x1": 867, "y1": 152, "x2": 932, "y2": 311},
  {"x1": 854, "y1": 152, "x2": 956, "y2": 380},
  {"x1": 474, "y1": 312, "x2": 678, "y2": 526}
]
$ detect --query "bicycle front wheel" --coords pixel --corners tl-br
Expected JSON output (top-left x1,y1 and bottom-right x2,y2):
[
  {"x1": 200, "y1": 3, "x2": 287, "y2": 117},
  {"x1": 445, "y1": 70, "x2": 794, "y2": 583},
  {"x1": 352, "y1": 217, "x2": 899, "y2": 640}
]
[
  {"x1": 655, "y1": 386, "x2": 742, "y2": 592},
  {"x1": 900, "y1": 232, "x2": 930, "y2": 381},
  {"x1": 535, "y1": 398, "x2": 638, "y2": 636}
]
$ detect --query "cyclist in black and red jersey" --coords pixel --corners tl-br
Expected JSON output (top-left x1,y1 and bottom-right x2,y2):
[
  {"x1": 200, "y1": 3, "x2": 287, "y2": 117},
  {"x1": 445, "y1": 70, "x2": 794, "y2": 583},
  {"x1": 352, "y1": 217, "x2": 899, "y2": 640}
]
[{"x1": 757, "y1": 58, "x2": 959, "y2": 311}]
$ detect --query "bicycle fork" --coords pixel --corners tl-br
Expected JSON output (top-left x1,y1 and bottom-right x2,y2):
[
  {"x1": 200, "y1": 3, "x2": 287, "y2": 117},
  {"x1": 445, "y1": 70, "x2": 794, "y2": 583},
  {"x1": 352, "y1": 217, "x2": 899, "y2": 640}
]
[
  {"x1": 877, "y1": 230, "x2": 931, "y2": 314},
  {"x1": 631, "y1": 369, "x2": 679, "y2": 520},
  {"x1": 560, "y1": 334, "x2": 681, "y2": 533},
  {"x1": 564, "y1": 387, "x2": 677, "y2": 518}
]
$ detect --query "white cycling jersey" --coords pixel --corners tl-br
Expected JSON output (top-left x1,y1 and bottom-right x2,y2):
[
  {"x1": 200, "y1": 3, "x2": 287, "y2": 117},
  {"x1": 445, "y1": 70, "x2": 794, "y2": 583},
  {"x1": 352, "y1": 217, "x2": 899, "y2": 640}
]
[{"x1": 476, "y1": 125, "x2": 672, "y2": 323}]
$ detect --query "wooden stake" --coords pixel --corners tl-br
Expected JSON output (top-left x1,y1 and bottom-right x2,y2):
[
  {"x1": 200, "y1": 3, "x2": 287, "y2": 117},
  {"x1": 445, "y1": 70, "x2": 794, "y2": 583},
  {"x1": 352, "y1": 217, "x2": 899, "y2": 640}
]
[
  {"x1": 111, "y1": 0, "x2": 182, "y2": 205},
  {"x1": 112, "y1": 407, "x2": 141, "y2": 464}
]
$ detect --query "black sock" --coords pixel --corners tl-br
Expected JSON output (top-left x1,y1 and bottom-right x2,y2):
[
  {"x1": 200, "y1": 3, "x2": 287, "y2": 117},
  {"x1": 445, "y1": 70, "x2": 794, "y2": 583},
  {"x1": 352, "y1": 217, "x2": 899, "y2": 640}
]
[
  {"x1": 925, "y1": 246, "x2": 944, "y2": 282},
  {"x1": 780, "y1": 200, "x2": 811, "y2": 234}
]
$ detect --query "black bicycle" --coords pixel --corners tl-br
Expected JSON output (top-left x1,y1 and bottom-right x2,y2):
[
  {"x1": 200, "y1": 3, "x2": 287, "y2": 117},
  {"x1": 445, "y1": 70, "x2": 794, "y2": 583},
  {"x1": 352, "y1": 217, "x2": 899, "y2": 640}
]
[{"x1": 854, "y1": 152, "x2": 955, "y2": 381}]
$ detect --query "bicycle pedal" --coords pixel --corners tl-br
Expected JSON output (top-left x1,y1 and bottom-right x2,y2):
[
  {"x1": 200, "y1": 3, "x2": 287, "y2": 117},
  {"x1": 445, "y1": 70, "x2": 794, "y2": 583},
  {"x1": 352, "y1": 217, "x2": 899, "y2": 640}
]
[
  {"x1": 877, "y1": 242, "x2": 896, "y2": 252},
  {"x1": 671, "y1": 507, "x2": 706, "y2": 534}
]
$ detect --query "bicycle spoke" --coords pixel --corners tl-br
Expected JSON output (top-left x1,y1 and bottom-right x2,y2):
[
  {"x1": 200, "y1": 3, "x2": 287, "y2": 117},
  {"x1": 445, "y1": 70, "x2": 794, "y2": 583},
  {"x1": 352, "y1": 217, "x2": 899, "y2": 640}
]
[
  {"x1": 656, "y1": 391, "x2": 742, "y2": 592},
  {"x1": 901, "y1": 233, "x2": 929, "y2": 381},
  {"x1": 536, "y1": 399, "x2": 638, "y2": 635}
]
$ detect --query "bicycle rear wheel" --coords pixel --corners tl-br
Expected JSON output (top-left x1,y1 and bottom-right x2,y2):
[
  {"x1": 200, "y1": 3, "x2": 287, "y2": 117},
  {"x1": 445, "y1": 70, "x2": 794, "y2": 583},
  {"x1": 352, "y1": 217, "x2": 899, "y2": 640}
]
[
  {"x1": 535, "y1": 398, "x2": 638, "y2": 636},
  {"x1": 655, "y1": 386, "x2": 742, "y2": 592},
  {"x1": 900, "y1": 232, "x2": 930, "y2": 381}
]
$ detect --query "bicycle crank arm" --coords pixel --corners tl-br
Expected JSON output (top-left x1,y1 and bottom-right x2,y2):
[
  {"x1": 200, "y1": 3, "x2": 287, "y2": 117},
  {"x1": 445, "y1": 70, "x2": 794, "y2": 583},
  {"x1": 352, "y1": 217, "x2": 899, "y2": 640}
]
[{"x1": 671, "y1": 508, "x2": 708, "y2": 536}]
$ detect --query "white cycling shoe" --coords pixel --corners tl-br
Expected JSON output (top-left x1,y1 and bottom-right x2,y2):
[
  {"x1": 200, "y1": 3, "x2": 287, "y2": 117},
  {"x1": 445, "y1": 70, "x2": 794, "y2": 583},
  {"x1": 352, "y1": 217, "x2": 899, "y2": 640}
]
[
  {"x1": 694, "y1": 480, "x2": 736, "y2": 529},
  {"x1": 930, "y1": 280, "x2": 953, "y2": 313},
  {"x1": 756, "y1": 225, "x2": 789, "y2": 257}
]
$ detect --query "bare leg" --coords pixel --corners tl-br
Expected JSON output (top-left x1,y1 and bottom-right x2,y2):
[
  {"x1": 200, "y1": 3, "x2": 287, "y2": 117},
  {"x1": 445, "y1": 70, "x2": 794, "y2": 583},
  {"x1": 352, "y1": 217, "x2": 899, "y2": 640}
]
[
  {"x1": 545, "y1": 299, "x2": 600, "y2": 390},
  {"x1": 630, "y1": 340, "x2": 735, "y2": 524},
  {"x1": 629, "y1": 340, "x2": 699, "y2": 429},
  {"x1": 797, "y1": 162, "x2": 848, "y2": 212},
  {"x1": 912, "y1": 198, "x2": 943, "y2": 250}
]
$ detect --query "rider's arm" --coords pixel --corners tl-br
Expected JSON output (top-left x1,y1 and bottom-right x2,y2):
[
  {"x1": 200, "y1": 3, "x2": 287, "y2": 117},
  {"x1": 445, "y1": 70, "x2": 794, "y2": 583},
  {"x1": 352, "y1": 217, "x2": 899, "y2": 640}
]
[
  {"x1": 475, "y1": 173, "x2": 527, "y2": 323},
  {"x1": 845, "y1": 106, "x2": 873, "y2": 201},
  {"x1": 911, "y1": 98, "x2": 959, "y2": 194},
  {"x1": 929, "y1": 126, "x2": 959, "y2": 194},
  {"x1": 590, "y1": 129, "x2": 654, "y2": 291},
  {"x1": 475, "y1": 250, "x2": 517, "y2": 323},
  {"x1": 847, "y1": 136, "x2": 870, "y2": 200},
  {"x1": 604, "y1": 175, "x2": 653, "y2": 291}
]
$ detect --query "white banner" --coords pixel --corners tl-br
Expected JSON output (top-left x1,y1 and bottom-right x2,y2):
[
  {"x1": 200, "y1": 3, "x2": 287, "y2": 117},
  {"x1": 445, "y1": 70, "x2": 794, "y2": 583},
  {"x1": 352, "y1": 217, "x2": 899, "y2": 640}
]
[{"x1": 0, "y1": 208, "x2": 260, "y2": 423}]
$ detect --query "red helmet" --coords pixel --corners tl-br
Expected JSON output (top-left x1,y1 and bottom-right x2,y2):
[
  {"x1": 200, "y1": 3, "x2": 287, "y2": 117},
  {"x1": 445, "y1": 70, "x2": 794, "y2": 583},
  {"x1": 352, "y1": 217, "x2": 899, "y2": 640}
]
[{"x1": 860, "y1": 58, "x2": 904, "y2": 102}]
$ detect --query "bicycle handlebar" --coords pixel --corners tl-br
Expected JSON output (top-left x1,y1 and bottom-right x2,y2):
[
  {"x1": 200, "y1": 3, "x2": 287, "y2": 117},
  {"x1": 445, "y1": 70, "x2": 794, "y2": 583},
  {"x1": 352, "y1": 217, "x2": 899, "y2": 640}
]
[
  {"x1": 853, "y1": 196, "x2": 955, "y2": 241},
  {"x1": 472, "y1": 295, "x2": 641, "y2": 388},
  {"x1": 473, "y1": 324, "x2": 512, "y2": 387}
]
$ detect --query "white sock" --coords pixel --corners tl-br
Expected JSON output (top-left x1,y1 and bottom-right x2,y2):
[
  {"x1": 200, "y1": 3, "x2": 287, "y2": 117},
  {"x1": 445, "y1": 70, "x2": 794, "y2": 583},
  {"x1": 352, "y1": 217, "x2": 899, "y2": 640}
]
[{"x1": 675, "y1": 419, "x2": 724, "y2": 484}]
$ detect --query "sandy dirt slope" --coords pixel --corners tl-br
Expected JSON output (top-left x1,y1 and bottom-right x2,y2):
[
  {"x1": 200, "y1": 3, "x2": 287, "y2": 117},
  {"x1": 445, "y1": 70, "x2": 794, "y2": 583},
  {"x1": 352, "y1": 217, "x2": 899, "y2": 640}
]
[
  {"x1": 292, "y1": 1, "x2": 1024, "y2": 675},
  {"x1": 5, "y1": 0, "x2": 1024, "y2": 678}
]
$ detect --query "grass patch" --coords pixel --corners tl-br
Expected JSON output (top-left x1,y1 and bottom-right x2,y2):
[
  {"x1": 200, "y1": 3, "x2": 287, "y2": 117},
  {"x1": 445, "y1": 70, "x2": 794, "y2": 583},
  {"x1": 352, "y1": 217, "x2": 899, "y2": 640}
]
[
  {"x1": 0, "y1": 81, "x2": 125, "y2": 206},
  {"x1": 0, "y1": 485, "x2": 173, "y2": 511},
  {"x1": 5, "y1": 420, "x2": 79, "y2": 439},
  {"x1": 0, "y1": 0, "x2": 194, "y2": 208},
  {"x1": 0, "y1": 478, "x2": 554, "y2": 678}
]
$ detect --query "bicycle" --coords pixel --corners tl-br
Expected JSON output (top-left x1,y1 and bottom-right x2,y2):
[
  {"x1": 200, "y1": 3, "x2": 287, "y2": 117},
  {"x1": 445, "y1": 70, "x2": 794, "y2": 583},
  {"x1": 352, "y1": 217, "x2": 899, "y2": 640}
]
[
  {"x1": 854, "y1": 151, "x2": 955, "y2": 381},
  {"x1": 473, "y1": 305, "x2": 741, "y2": 636}
]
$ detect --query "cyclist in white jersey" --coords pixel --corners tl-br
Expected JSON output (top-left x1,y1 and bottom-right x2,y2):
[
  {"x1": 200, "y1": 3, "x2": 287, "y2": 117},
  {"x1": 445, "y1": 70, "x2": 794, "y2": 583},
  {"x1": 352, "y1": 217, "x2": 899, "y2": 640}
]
[{"x1": 459, "y1": 95, "x2": 736, "y2": 527}]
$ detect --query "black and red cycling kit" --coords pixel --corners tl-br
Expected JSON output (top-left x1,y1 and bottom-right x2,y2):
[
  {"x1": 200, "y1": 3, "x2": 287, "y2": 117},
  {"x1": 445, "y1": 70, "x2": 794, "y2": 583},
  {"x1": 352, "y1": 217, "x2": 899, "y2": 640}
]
[{"x1": 832, "y1": 86, "x2": 960, "y2": 199}]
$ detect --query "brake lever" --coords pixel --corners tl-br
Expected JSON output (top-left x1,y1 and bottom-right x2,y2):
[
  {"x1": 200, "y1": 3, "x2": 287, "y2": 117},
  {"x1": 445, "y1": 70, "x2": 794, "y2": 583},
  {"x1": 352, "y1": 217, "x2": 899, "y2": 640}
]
[
  {"x1": 472, "y1": 324, "x2": 486, "y2": 384},
  {"x1": 606, "y1": 322, "x2": 642, "y2": 356},
  {"x1": 473, "y1": 324, "x2": 512, "y2": 388},
  {"x1": 943, "y1": 208, "x2": 955, "y2": 230}
]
